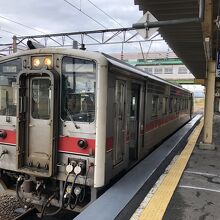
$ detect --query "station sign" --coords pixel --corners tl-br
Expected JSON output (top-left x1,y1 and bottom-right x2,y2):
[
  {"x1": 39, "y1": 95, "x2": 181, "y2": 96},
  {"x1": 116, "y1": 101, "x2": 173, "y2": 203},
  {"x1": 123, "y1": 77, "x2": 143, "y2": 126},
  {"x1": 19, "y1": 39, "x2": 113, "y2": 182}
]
[{"x1": 216, "y1": 51, "x2": 220, "y2": 77}]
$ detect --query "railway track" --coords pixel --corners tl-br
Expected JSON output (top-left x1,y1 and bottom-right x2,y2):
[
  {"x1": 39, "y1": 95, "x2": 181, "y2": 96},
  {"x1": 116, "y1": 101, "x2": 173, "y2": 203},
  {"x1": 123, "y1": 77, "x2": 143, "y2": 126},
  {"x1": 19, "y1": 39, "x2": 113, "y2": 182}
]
[
  {"x1": 0, "y1": 193, "x2": 22, "y2": 219},
  {"x1": 0, "y1": 192, "x2": 78, "y2": 220},
  {"x1": 14, "y1": 208, "x2": 38, "y2": 220}
]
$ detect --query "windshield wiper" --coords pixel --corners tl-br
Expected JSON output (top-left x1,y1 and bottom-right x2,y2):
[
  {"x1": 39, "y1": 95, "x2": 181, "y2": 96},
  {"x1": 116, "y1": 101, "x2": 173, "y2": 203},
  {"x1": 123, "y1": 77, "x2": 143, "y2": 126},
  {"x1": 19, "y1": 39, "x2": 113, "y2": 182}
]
[{"x1": 65, "y1": 108, "x2": 80, "y2": 129}]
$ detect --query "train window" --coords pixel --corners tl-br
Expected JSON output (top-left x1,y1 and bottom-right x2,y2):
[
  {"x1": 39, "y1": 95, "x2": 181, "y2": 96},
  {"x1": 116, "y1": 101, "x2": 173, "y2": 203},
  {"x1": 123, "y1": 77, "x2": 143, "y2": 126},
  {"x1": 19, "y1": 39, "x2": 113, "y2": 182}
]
[
  {"x1": 162, "y1": 97, "x2": 168, "y2": 115},
  {"x1": 173, "y1": 98, "x2": 177, "y2": 112},
  {"x1": 31, "y1": 79, "x2": 51, "y2": 120},
  {"x1": 130, "y1": 84, "x2": 140, "y2": 117},
  {"x1": 159, "y1": 100, "x2": 162, "y2": 111},
  {"x1": 169, "y1": 98, "x2": 173, "y2": 113},
  {"x1": 130, "y1": 96, "x2": 136, "y2": 117},
  {"x1": 62, "y1": 57, "x2": 96, "y2": 122},
  {"x1": 0, "y1": 59, "x2": 22, "y2": 116},
  {"x1": 152, "y1": 95, "x2": 158, "y2": 117},
  {"x1": 176, "y1": 99, "x2": 180, "y2": 112},
  {"x1": 184, "y1": 99, "x2": 186, "y2": 110},
  {"x1": 179, "y1": 99, "x2": 181, "y2": 111}
]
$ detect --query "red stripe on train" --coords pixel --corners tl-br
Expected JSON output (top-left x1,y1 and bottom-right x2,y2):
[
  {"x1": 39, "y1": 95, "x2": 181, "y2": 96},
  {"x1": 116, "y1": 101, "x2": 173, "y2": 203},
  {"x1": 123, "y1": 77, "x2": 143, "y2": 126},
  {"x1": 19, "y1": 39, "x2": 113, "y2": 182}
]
[
  {"x1": 144, "y1": 113, "x2": 187, "y2": 133},
  {"x1": 0, "y1": 130, "x2": 16, "y2": 145},
  {"x1": 0, "y1": 130, "x2": 113, "y2": 155},
  {"x1": 58, "y1": 136, "x2": 114, "y2": 154},
  {"x1": 58, "y1": 137, "x2": 96, "y2": 155},
  {"x1": 0, "y1": 113, "x2": 187, "y2": 153}
]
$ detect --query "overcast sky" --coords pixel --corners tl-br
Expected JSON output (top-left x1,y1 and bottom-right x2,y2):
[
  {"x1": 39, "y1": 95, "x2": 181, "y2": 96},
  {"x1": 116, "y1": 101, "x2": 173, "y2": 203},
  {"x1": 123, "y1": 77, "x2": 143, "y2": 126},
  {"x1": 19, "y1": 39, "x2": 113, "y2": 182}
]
[{"x1": 0, "y1": 0, "x2": 170, "y2": 54}]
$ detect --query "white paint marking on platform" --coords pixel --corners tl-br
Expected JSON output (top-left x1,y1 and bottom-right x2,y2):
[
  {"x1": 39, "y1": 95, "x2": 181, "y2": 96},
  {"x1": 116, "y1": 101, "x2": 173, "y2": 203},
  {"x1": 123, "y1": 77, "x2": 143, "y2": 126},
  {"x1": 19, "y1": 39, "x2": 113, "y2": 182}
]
[
  {"x1": 179, "y1": 185, "x2": 220, "y2": 193},
  {"x1": 184, "y1": 170, "x2": 219, "y2": 177}
]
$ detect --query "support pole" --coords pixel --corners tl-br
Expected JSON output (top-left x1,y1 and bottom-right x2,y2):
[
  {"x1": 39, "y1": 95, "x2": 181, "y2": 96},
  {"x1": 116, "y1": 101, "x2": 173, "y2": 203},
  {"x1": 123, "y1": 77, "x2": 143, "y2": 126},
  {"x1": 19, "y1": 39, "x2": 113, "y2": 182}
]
[
  {"x1": 199, "y1": 60, "x2": 216, "y2": 150},
  {"x1": 12, "y1": 35, "x2": 17, "y2": 53}
]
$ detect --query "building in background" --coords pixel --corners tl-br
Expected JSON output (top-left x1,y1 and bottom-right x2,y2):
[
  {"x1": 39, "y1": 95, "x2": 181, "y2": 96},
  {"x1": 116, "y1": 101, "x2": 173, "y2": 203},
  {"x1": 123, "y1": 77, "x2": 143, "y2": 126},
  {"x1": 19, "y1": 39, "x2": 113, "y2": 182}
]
[{"x1": 111, "y1": 52, "x2": 195, "y2": 84}]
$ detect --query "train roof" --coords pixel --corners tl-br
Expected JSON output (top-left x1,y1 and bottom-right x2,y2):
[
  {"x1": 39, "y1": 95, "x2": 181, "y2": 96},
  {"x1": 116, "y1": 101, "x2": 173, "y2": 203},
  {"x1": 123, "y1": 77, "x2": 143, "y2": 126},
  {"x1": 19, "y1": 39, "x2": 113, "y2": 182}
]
[
  {"x1": 0, "y1": 47, "x2": 191, "y2": 93},
  {"x1": 102, "y1": 53, "x2": 191, "y2": 93},
  {"x1": 0, "y1": 47, "x2": 102, "y2": 62}
]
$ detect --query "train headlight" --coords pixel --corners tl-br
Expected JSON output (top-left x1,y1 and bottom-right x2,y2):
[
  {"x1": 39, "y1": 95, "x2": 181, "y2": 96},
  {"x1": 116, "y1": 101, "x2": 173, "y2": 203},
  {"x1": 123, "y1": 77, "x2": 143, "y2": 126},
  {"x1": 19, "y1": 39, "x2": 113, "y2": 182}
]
[
  {"x1": 31, "y1": 56, "x2": 52, "y2": 69},
  {"x1": 32, "y1": 58, "x2": 41, "y2": 68},
  {"x1": 44, "y1": 57, "x2": 52, "y2": 67}
]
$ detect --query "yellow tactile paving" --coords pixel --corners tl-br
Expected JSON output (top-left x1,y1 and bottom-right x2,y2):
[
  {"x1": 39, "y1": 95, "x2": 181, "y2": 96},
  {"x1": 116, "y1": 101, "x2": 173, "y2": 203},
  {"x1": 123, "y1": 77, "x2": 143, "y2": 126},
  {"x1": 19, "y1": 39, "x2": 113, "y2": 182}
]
[{"x1": 139, "y1": 119, "x2": 204, "y2": 220}]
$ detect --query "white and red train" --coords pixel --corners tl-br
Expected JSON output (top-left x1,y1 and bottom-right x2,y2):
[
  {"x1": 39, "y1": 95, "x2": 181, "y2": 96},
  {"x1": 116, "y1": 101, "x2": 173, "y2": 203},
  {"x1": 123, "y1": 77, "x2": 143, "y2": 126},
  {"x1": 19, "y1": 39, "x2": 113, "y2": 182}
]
[{"x1": 0, "y1": 48, "x2": 193, "y2": 215}]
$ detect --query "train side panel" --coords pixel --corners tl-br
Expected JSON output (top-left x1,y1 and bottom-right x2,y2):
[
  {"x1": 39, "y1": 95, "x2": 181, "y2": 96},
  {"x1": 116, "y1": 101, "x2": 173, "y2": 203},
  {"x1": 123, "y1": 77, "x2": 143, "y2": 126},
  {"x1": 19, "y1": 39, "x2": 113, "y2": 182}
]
[{"x1": 104, "y1": 62, "x2": 192, "y2": 184}]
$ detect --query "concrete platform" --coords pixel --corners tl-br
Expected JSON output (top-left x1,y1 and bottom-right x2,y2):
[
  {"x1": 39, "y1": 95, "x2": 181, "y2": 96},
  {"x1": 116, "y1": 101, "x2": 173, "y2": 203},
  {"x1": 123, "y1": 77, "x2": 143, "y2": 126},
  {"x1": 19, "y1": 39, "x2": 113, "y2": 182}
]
[
  {"x1": 163, "y1": 114, "x2": 220, "y2": 220},
  {"x1": 132, "y1": 114, "x2": 220, "y2": 220}
]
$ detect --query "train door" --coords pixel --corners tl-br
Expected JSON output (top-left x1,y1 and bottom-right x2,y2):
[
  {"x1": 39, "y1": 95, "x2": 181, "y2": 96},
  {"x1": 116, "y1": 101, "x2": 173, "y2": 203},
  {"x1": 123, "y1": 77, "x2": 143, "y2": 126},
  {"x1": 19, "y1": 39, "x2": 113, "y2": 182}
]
[
  {"x1": 129, "y1": 83, "x2": 140, "y2": 163},
  {"x1": 113, "y1": 80, "x2": 126, "y2": 166},
  {"x1": 16, "y1": 70, "x2": 59, "y2": 177},
  {"x1": 28, "y1": 77, "x2": 52, "y2": 166}
]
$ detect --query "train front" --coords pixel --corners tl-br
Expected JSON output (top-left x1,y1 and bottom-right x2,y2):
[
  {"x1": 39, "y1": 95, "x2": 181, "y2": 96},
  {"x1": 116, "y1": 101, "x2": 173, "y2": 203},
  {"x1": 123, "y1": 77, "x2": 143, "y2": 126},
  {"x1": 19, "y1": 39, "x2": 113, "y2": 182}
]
[{"x1": 0, "y1": 49, "x2": 108, "y2": 214}]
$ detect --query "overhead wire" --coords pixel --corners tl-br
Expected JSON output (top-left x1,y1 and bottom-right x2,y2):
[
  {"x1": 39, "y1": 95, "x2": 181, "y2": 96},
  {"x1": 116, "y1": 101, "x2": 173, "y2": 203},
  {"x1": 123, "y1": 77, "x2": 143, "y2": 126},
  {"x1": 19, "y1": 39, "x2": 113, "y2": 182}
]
[
  {"x1": 64, "y1": 0, "x2": 108, "y2": 29},
  {"x1": 86, "y1": 0, "x2": 142, "y2": 53},
  {"x1": 85, "y1": 0, "x2": 169, "y2": 57},
  {"x1": 0, "y1": 46, "x2": 11, "y2": 52},
  {"x1": 0, "y1": 15, "x2": 47, "y2": 34},
  {"x1": 86, "y1": 0, "x2": 124, "y2": 28},
  {"x1": 0, "y1": 15, "x2": 64, "y2": 46},
  {"x1": 0, "y1": 2, "x2": 167, "y2": 56},
  {"x1": 65, "y1": 0, "x2": 145, "y2": 54},
  {"x1": 0, "y1": 27, "x2": 22, "y2": 37},
  {"x1": 0, "y1": 27, "x2": 26, "y2": 53}
]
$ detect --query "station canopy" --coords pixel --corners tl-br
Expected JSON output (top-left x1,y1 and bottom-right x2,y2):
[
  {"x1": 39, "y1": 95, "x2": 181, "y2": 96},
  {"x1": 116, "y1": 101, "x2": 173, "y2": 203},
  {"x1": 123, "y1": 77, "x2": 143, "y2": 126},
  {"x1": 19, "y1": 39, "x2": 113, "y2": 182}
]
[{"x1": 134, "y1": 0, "x2": 219, "y2": 79}]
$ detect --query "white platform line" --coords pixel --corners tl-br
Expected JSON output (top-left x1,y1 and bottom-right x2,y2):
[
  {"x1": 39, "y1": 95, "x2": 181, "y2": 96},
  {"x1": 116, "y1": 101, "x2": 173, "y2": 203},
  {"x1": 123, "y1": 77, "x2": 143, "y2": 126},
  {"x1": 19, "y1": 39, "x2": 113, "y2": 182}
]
[
  {"x1": 179, "y1": 185, "x2": 220, "y2": 193},
  {"x1": 184, "y1": 170, "x2": 219, "y2": 177}
]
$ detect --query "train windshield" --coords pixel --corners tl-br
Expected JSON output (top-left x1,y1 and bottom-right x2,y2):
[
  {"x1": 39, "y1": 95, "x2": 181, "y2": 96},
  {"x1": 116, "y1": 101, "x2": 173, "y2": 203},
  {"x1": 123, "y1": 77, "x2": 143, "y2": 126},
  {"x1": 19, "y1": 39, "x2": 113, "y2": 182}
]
[
  {"x1": 62, "y1": 57, "x2": 96, "y2": 123},
  {"x1": 0, "y1": 59, "x2": 22, "y2": 116}
]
